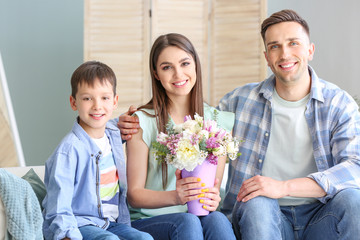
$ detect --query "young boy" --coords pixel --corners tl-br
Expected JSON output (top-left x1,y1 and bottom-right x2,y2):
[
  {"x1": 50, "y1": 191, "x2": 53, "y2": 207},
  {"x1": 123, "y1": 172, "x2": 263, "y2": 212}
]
[{"x1": 42, "y1": 61, "x2": 153, "y2": 240}]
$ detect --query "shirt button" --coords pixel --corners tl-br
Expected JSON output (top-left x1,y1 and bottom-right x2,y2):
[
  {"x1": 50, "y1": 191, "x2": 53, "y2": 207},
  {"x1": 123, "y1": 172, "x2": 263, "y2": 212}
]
[{"x1": 265, "y1": 132, "x2": 269, "y2": 137}]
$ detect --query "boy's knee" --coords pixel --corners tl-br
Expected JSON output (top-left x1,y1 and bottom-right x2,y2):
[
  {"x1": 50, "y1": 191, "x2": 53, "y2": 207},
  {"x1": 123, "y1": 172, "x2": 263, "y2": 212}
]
[
  {"x1": 133, "y1": 232, "x2": 154, "y2": 240},
  {"x1": 108, "y1": 236, "x2": 120, "y2": 240},
  {"x1": 98, "y1": 234, "x2": 119, "y2": 240},
  {"x1": 119, "y1": 228, "x2": 153, "y2": 240}
]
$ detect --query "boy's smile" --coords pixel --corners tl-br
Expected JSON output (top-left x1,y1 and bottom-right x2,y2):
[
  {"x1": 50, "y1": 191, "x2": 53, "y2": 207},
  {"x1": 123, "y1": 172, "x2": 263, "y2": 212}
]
[{"x1": 70, "y1": 79, "x2": 118, "y2": 138}]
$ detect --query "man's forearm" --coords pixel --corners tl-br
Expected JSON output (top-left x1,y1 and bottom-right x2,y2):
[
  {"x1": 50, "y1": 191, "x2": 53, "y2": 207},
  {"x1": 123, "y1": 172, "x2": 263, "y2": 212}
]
[{"x1": 284, "y1": 177, "x2": 326, "y2": 198}]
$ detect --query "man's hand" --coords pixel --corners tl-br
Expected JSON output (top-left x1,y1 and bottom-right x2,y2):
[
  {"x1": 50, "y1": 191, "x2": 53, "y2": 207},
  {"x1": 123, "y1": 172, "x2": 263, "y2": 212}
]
[
  {"x1": 237, "y1": 175, "x2": 326, "y2": 202},
  {"x1": 117, "y1": 105, "x2": 140, "y2": 141},
  {"x1": 237, "y1": 175, "x2": 286, "y2": 202}
]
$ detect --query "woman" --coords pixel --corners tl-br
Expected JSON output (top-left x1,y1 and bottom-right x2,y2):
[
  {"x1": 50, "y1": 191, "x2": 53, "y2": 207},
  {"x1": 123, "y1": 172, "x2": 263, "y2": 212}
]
[{"x1": 126, "y1": 33, "x2": 236, "y2": 239}]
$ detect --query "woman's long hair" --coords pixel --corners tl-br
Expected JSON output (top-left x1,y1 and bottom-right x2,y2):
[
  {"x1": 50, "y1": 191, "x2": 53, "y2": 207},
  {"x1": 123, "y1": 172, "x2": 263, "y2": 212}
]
[{"x1": 139, "y1": 33, "x2": 204, "y2": 188}]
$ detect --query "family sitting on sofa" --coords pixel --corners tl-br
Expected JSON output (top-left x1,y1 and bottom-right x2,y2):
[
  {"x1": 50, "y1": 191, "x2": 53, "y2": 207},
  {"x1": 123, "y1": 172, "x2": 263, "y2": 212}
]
[{"x1": 1, "y1": 9, "x2": 360, "y2": 240}]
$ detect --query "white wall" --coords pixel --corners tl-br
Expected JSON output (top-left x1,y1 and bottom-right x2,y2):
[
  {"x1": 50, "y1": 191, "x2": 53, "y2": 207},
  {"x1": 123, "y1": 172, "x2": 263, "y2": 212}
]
[{"x1": 268, "y1": 0, "x2": 360, "y2": 98}]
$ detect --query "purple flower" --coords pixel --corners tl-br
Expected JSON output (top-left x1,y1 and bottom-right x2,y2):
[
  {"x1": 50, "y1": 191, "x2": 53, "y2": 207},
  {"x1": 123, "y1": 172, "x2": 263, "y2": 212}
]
[
  {"x1": 206, "y1": 137, "x2": 220, "y2": 149},
  {"x1": 190, "y1": 134, "x2": 199, "y2": 145},
  {"x1": 166, "y1": 133, "x2": 181, "y2": 155},
  {"x1": 215, "y1": 129, "x2": 226, "y2": 139},
  {"x1": 184, "y1": 115, "x2": 192, "y2": 122},
  {"x1": 206, "y1": 153, "x2": 218, "y2": 165}
]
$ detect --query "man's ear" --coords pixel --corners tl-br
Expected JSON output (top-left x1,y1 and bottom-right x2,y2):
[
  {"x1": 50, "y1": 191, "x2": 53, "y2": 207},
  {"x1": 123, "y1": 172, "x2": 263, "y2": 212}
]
[
  {"x1": 263, "y1": 51, "x2": 270, "y2": 67},
  {"x1": 70, "y1": 95, "x2": 77, "y2": 111},
  {"x1": 308, "y1": 43, "x2": 315, "y2": 61}
]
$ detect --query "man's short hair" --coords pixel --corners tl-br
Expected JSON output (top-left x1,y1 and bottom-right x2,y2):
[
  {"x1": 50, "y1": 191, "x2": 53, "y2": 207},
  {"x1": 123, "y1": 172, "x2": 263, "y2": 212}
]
[{"x1": 261, "y1": 9, "x2": 310, "y2": 41}]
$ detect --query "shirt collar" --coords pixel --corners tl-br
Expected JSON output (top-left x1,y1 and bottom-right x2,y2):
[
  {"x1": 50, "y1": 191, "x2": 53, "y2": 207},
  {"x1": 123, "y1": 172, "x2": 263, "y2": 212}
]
[
  {"x1": 71, "y1": 117, "x2": 99, "y2": 153},
  {"x1": 71, "y1": 117, "x2": 120, "y2": 154},
  {"x1": 259, "y1": 73, "x2": 275, "y2": 101},
  {"x1": 308, "y1": 66, "x2": 325, "y2": 103},
  {"x1": 259, "y1": 65, "x2": 324, "y2": 103}
]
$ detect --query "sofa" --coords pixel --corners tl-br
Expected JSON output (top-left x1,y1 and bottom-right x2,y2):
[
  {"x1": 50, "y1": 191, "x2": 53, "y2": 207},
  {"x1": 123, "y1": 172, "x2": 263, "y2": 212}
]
[
  {"x1": 0, "y1": 166, "x2": 45, "y2": 240},
  {"x1": 0, "y1": 164, "x2": 229, "y2": 240}
]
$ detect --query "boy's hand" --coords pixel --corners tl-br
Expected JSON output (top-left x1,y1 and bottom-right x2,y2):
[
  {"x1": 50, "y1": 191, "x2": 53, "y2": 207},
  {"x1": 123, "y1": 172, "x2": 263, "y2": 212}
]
[{"x1": 118, "y1": 105, "x2": 140, "y2": 141}]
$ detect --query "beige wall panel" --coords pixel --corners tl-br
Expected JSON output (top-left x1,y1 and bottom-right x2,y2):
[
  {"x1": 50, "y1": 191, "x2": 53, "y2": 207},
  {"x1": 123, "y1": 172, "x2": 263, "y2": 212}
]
[
  {"x1": 84, "y1": 0, "x2": 150, "y2": 116},
  {"x1": 151, "y1": 0, "x2": 210, "y2": 102},
  {"x1": 210, "y1": 0, "x2": 267, "y2": 105},
  {"x1": 84, "y1": 0, "x2": 266, "y2": 112}
]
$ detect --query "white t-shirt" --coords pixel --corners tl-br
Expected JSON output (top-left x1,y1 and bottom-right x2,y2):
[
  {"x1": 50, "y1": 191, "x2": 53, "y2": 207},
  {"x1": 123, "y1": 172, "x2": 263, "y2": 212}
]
[
  {"x1": 262, "y1": 89, "x2": 318, "y2": 206},
  {"x1": 92, "y1": 135, "x2": 120, "y2": 221}
]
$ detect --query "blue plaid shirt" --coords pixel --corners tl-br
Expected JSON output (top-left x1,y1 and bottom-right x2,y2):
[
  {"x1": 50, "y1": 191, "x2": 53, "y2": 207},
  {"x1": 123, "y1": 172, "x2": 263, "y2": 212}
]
[{"x1": 219, "y1": 66, "x2": 360, "y2": 219}]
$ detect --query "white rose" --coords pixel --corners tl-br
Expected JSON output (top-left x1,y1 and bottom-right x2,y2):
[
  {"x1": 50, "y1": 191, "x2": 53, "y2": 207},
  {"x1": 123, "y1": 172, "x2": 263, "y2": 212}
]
[
  {"x1": 173, "y1": 139, "x2": 203, "y2": 171},
  {"x1": 226, "y1": 141, "x2": 235, "y2": 153}
]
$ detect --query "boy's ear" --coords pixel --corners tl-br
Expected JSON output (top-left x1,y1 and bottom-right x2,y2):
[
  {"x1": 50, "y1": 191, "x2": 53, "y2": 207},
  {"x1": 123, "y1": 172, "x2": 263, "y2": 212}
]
[
  {"x1": 70, "y1": 96, "x2": 77, "y2": 111},
  {"x1": 113, "y1": 94, "x2": 119, "y2": 109}
]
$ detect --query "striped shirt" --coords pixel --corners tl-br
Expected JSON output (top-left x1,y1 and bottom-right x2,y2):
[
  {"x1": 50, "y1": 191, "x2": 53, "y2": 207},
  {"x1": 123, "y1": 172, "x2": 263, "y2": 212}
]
[
  {"x1": 93, "y1": 135, "x2": 120, "y2": 222},
  {"x1": 219, "y1": 66, "x2": 360, "y2": 219}
]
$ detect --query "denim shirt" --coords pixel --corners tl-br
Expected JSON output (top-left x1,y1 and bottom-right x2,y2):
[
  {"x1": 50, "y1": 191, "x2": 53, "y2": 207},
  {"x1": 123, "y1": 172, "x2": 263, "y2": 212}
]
[
  {"x1": 42, "y1": 118, "x2": 130, "y2": 240},
  {"x1": 219, "y1": 66, "x2": 360, "y2": 219}
]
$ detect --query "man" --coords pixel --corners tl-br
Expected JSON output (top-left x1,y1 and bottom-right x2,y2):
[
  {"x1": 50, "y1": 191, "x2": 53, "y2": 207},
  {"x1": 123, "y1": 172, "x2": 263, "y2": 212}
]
[{"x1": 119, "y1": 9, "x2": 360, "y2": 239}]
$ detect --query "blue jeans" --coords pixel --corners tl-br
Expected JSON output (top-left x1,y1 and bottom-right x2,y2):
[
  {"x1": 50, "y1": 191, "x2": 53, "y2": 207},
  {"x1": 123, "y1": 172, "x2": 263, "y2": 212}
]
[
  {"x1": 79, "y1": 221, "x2": 153, "y2": 240},
  {"x1": 232, "y1": 189, "x2": 360, "y2": 240},
  {"x1": 132, "y1": 211, "x2": 236, "y2": 240}
]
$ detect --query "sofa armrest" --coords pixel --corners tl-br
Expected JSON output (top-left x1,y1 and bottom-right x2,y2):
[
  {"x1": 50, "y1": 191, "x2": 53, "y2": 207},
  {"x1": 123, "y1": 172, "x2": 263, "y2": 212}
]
[{"x1": 0, "y1": 166, "x2": 45, "y2": 239}]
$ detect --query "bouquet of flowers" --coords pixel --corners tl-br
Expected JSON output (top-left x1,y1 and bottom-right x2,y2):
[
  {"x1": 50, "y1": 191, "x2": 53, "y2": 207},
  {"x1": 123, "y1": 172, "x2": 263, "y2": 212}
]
[{"x1": 152, "y1": 112, "x2": 241, "y2": 171}]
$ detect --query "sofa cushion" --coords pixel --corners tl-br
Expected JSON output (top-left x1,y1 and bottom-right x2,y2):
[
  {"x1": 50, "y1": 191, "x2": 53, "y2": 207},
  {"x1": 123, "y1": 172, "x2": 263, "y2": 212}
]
[{"x1": 22, "y1": 168, "x2": 46, "y2": 209}]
